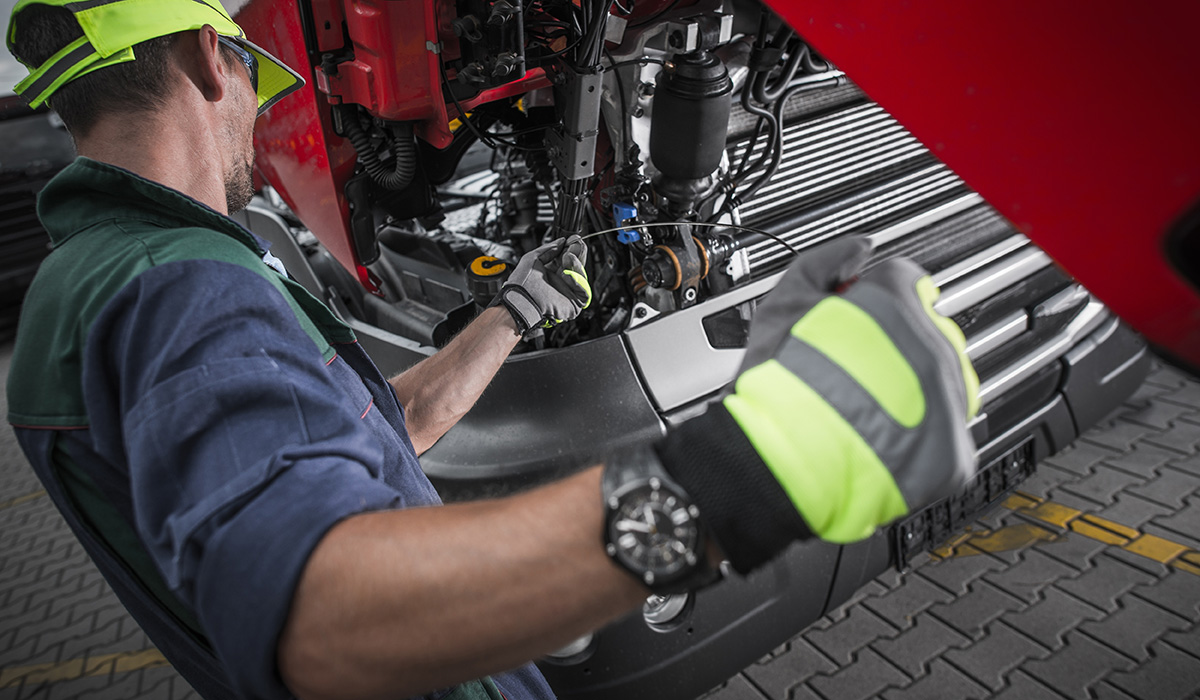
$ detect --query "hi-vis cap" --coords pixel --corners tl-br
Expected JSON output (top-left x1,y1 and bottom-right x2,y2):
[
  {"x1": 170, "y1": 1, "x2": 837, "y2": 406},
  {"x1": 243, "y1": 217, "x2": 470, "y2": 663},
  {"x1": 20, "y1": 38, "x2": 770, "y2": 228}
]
[{"x1": 7, "y1": 0, "x2": 304, "y2": 114}]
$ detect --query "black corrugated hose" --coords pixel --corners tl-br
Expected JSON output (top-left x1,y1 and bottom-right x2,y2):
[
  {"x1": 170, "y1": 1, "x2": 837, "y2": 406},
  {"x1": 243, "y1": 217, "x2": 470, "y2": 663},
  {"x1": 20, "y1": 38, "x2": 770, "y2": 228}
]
[{"x1": 344, "y1": 112, "x2": 417, "y2": 191}]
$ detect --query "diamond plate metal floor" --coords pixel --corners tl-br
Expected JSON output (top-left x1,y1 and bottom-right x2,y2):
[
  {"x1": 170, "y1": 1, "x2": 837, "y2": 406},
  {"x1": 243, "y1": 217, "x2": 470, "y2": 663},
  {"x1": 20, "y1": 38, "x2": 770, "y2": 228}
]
[{"x1": 3, "y1": 342, "x2": 1200, "y2": 700}]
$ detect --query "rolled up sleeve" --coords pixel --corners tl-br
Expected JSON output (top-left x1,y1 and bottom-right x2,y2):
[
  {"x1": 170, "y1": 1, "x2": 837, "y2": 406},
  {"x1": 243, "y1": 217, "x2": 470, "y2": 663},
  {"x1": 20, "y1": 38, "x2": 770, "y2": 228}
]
[{"x1": 84, "y1": 259, "x2": 408, "y2": 699}]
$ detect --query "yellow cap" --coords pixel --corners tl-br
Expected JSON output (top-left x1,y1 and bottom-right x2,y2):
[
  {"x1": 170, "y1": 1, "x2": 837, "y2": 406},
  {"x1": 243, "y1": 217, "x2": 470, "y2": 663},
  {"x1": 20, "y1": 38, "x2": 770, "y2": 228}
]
[{"x1": 470, "y1": 256, "x2": 508, "y2": 277}]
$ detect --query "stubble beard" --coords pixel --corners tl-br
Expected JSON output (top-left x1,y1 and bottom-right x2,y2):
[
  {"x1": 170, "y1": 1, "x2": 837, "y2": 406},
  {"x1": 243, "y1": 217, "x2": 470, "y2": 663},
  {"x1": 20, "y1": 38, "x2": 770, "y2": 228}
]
[
  {"x1": 223, "y1": 84, "x2": 257, "y2": 214},
  {"x1": 224, "y1": 153, "x2": 254, "y2": 214}
]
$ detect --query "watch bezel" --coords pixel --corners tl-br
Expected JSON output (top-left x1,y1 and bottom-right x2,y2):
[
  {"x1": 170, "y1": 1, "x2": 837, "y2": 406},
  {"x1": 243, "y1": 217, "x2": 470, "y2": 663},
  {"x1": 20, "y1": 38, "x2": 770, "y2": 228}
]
[{"x1": 604, "y1": 475, "x2": 704, "y2": 589}]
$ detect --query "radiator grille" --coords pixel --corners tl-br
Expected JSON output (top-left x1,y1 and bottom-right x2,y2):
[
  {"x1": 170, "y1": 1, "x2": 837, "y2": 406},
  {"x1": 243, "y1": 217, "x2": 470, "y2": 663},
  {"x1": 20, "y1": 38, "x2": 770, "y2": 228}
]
[{"x1": 731, "y1": 90, "x2": 1089, "y2": 400}]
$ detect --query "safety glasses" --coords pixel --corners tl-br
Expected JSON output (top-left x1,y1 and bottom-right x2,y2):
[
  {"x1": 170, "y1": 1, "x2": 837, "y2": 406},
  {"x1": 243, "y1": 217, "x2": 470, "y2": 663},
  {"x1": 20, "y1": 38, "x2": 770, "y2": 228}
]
[{"x1": 217, "y1": 35, "x2": 258, "y2": 94}]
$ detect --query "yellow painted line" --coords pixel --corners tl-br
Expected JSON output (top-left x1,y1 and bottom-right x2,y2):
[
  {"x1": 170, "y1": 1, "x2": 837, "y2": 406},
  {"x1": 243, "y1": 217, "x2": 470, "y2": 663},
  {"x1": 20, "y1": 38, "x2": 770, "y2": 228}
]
[
  {"x1": 1069, "y1": 520, "x2": 1130, "y2": 546},
  {"x1": 1023, "y1": 500, "x2": 1081, "y2": 529},
  {"x1": 0, "y1": 649, "x2": 167, "y2": 689},
  {"x1": 932, "y1": 522, "x2": 1060, "y2": 559},
  {"x1": 0, "y1": 490, "x2": 47, "y2": 510},
  {"x1": 936, "y1": 490, "x2": 1200, "y2": 575},
  {"x1": 1079, "y1": 514, "x2": 1140, "y2": 540},
  {"x1": 1125, "y1": 534, "x2": 1190, "y2": 562},
  {"x1": 1174, "y1": 559, "x2": 1200, "y2": 575},
  {"x1": 1001, "y1": 492, "x2": 1041, "y2": 511}
]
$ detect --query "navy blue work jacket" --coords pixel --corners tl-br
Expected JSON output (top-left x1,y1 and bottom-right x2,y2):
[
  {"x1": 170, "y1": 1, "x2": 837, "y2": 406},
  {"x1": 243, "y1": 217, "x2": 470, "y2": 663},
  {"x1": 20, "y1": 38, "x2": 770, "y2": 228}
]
[{"x1": 6, "y1": 158, "x2": 555, "y2": 700}]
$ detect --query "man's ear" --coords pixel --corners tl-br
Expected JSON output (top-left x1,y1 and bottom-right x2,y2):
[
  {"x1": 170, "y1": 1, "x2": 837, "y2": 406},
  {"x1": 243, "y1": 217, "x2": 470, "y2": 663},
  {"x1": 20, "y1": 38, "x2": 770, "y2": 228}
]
[{"x1": 179, "y1": 24, "x2": 230, "y2": 103}]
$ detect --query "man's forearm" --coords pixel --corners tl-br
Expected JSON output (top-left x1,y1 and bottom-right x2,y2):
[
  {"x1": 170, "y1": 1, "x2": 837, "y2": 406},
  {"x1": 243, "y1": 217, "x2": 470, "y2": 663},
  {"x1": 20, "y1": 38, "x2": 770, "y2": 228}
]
[
  {"x1": 277, "y1": 466, "x2": 647, "y2": 700},
  {"x1": 389, "y1": 306, "x2": 521, "y2": 454}
]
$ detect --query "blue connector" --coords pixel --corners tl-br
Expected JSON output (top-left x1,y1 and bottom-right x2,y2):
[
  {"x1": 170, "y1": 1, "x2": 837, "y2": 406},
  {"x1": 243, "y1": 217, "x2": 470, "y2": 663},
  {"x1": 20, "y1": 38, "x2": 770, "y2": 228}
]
[{"x1": 612, "y1": 202, "x2": 640, "y2": 244}]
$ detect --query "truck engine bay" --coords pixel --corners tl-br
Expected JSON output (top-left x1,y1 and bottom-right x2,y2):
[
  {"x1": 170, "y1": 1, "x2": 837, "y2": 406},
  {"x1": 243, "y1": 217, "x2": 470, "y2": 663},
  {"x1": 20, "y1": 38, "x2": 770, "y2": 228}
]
[{"x1": 224, "y1": 0, "x2": 1153, "y2": 696}]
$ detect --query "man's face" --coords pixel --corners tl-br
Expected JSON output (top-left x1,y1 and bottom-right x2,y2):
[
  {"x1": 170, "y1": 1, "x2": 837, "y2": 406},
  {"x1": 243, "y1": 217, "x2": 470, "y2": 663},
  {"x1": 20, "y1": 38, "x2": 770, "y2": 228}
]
[{"x1": 221, "y1": 48, "x2": 257, "y2": 214}]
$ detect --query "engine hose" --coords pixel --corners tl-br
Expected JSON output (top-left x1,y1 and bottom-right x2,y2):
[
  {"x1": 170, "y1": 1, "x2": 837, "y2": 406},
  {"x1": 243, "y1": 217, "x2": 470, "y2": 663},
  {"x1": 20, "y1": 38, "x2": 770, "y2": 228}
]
[
  {"x1": 344, "y1": 113, "x2": 417, "y2": 191},
  {"x1": 708, "y1": 83, "x2": 776, "y2": 218},
  {"x1": 752, "y1": 37, "x2": 805, "y2": 105},
  {"x1": 737, "y1": 73, "x2": 845, "y2": 207},
  {"x1": 802, "y1": 47, "x2": 830, "y2": 74}
]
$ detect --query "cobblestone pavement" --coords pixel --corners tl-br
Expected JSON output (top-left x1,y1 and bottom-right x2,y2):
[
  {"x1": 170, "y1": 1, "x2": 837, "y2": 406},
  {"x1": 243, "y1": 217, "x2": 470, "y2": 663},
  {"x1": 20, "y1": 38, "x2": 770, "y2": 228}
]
[{"x1": 4, "y1": 340, "x2": 1200, "y2": 699}]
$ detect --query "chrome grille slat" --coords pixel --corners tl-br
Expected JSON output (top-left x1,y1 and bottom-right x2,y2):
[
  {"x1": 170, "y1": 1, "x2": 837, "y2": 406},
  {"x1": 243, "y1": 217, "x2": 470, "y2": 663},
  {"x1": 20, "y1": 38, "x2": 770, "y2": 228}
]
[
  {"x1": 729, "y1": 109, "x2": 906, "y2": 165},
  {"x1": 745, "y1": 167, "x2": 966, "y2": 269},
  {"x1": 966, "y1": 311, "x2": 1029, "y2": 361},
  {"x1": 740, "y1": 147, "x2": 939, "y2": 223},
  {"x1": 867, "y1": 194, "x2": 986, "y2": 247},
  {"x1": 743, "y1": 136, "x2": 928, "y2": 209},
  {"x1": 731, "y1": 105, "x2": 936, "y2": 222},
  {"x1": 934, "y1": 247, "x2": 1053, "y2": 317}
]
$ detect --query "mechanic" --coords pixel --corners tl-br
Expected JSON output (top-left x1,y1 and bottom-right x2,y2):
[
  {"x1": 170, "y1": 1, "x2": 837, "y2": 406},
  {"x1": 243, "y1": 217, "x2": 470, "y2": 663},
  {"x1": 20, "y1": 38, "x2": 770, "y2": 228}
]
[{"x1": 5, "y1": 1, "x2": 980, "y2": 699}]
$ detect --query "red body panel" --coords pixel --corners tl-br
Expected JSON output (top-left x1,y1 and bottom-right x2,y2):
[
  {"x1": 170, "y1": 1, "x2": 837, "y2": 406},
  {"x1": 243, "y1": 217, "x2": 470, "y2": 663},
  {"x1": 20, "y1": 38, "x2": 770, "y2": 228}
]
[
  {"x1": 769, "y1": 2, "x2": 1200, "y2": 366},
  {"x1": 237, "y1": 0, "x2": 366, "y2": 283},
  {"x1": 240, "y1": 0, "x2": 550, "y2": 281}
]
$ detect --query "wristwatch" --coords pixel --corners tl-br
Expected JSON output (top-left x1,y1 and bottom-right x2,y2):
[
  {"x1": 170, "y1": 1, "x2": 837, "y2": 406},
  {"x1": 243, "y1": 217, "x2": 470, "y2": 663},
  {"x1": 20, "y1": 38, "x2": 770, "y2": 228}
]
[{"x1": 601, "y1": 445, "x2": 721, "y2": 594}]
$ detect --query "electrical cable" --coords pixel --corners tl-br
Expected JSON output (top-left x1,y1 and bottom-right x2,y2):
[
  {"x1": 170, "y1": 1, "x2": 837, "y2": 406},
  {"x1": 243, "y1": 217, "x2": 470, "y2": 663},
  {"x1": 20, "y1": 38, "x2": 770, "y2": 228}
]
[
  {"x1": 580, "y1": 220, "x2": 800, "y2": 257},
  {"x1": 342, "y1": 111, "x2": 417, "y2": 191},
  {"x1": 603, "y1": 47, "x2": 630, "y2": 160},
  {"x1": 712, "y1": 81, "x2": 777, "y2": 215},
  {"x1": 439, "y1": 65, "x2": 541, "y2": 152},
  {"x1": 603, "y1": 56, "x2": 666, "y2": 71},
  {"x1": 576, "y1": 0, "x2": 611, "y2": 69}
]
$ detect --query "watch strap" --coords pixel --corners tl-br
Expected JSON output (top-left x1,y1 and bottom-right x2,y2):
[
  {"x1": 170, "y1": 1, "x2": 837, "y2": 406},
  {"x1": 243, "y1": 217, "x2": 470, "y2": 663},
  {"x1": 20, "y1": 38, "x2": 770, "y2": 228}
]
[{"x1": 601, "y1": 443, "x2": 675, "y2": 501}]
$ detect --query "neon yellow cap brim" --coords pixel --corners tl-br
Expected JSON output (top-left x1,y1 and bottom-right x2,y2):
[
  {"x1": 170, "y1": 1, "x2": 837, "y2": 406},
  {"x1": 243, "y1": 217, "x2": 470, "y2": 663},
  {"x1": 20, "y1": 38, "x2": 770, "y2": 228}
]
[
  {"x1": 237, "y1": 36, "x2": 304, "y2": 116},
  {"x1": 7, "y1": 0, "x2": 304, "y2": 112}
]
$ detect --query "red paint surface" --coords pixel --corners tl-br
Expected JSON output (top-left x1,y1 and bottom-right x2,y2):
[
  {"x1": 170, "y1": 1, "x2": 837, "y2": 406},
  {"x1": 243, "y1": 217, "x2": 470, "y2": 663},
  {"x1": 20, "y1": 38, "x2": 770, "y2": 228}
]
[
  {"x1": 766, "y1": 1, "x2": 1200, "y2": 365},
  {"x1": 239, "y1": 0, "x2": 550, "y2": 282},
  {"x1": 238, "y1": 0, "x2": 363, "y2": 281}
]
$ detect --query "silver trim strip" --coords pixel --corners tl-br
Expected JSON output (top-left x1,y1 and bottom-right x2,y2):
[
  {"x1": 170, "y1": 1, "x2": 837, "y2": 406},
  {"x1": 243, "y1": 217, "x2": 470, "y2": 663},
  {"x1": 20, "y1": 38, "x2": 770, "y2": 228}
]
[
  {"x1": 867, "y1": 194, "x2": 986, "y2": 247},
  {"x1": 965, "y1": 310, "x2": 1028, "y2": 361},
  {"x1": 978, "y1": 299, "x2": 1109, "y2": 404},
  {"x1": 932, "y1": 235, "x2": 1028, "y2": 287},
  {"x1": 624, "y1": 271, "x2": 784, "y2": 410},
  {"x1": 746, "y1": 167, "x2": 965, "y2": 270},
  {"x1": 935, "y1": 246, "x2": 1053, "y2": 317},
  {"x1": 741, "y1": 144, "x2": 932, "y2": 222}
]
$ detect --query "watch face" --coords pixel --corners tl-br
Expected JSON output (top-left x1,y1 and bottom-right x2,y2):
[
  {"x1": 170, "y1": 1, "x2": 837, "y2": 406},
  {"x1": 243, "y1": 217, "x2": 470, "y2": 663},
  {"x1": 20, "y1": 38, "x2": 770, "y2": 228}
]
[{"x1": 607, "y1": 478, "x2": 700, "y2": 585}]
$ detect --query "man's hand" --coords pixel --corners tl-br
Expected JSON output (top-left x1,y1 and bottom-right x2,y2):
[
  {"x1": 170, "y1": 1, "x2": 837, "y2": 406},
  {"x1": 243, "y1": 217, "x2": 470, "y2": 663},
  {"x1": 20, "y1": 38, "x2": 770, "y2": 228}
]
[
  {"x1": 497, "y1": 235, "x2": 592, "y2": 336},
  {"x1": 657, "y1": 236, "x2": 980, "y2": 573}
]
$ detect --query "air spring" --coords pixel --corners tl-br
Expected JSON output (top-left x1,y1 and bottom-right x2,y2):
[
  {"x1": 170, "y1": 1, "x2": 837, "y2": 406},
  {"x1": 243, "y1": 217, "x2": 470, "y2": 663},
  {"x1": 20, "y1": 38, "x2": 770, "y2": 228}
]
[{"x1": 649, "y1": 51, "x2": 733, "y2": 181}]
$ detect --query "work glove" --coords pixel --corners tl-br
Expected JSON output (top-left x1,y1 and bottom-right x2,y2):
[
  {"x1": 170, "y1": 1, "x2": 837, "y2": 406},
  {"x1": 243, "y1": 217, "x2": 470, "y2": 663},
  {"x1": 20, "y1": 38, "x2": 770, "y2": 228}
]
[
  {"x1": 497, "y1": 235, "x2": 592, "y2": 336},
  {"x1": 658, "y1": 236, "x2": 980, "y2": 574}
]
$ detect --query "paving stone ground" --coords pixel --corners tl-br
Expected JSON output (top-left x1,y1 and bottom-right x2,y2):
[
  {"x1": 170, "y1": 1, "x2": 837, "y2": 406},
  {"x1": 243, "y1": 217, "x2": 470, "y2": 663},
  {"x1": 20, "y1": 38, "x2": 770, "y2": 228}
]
[{"x1": 4, "y1": 343, "x2": 1200, "y2": 700}]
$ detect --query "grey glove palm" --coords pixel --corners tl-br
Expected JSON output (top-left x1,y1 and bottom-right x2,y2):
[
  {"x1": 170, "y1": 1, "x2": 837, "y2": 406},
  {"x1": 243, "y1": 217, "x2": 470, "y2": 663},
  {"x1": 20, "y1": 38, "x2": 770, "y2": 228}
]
[{"x1": 498, "y1": 235, "x2": 592, "y2": 336}]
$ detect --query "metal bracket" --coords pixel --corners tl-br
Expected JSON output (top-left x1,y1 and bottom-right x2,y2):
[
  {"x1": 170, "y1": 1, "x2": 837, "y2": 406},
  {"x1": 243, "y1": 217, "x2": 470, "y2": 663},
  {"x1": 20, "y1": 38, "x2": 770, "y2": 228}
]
[{"x1": 546, "y1": 68, "x2": 604, "y2": 180}]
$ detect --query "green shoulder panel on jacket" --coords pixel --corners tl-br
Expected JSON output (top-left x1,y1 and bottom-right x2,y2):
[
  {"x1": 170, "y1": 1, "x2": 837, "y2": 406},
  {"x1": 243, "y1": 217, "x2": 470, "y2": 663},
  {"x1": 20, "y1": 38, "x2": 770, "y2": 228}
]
[{"x1": 7, "y1": 220, "x2": 354, "y2": 428}]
